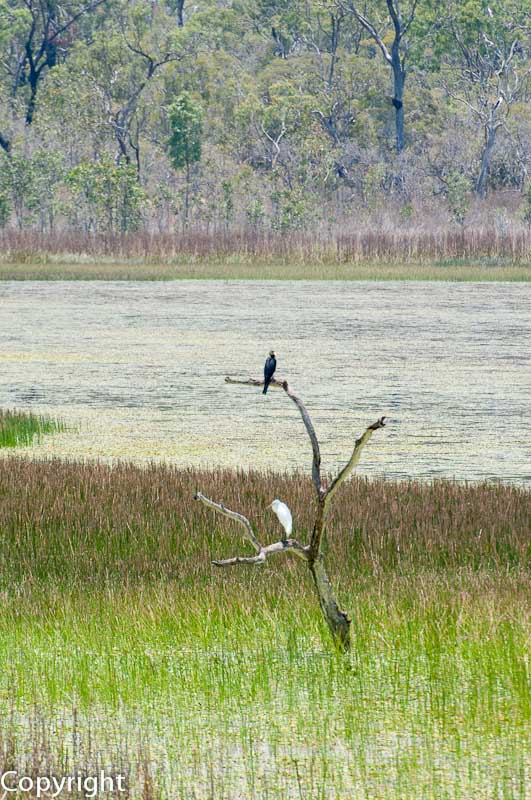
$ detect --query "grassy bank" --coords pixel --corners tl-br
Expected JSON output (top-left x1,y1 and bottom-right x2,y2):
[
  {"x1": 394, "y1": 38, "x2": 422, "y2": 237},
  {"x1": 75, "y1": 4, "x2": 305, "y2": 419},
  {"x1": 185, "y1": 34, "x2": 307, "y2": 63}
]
[
  {"x1": 0, "y1": 408, "x2": 65, "y2": 448},
  {"x1": 1, "y1": 257, "x2": 531, "y2": 281},
  {"x1": 0, "y1": 458, "x2": 529, "y2": 798},
  {"x1": 1, "y1": 228, "x2": 531, "y2": 280}
]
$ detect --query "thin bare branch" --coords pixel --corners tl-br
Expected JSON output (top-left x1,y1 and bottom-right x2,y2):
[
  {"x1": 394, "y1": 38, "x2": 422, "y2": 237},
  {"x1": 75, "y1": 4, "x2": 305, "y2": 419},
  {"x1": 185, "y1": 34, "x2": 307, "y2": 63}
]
[
  {"x1": 195, "y1": 490, "x2": 309, "y2": 568},
  {"x1": 194, "y1": 491, "x2": 261, "y2": 552},
  {"x1": 47, "y1": 0, "x2": 108, "y2": 45},
  {"x1": 282, "y1": 381, "x2": 322, "y2": 495},
  {"x1": 324, "y1": 417, "x2": 386, "y2": 514},
  {"x1": 225, "y1": 376, "x2": 285, "y2": 389},
  {"x1": 344, "y1": 2, "x2": 392, "y2": 64},
  {"x1": 213, "y1": 539, "x2": 309, "y2": 567},
  {"x1": 213, "y1": 553, "x2": 266, "y2": 566},
  {"x1": 224, "y1": 376, "x2": 322, "y2": 494}
]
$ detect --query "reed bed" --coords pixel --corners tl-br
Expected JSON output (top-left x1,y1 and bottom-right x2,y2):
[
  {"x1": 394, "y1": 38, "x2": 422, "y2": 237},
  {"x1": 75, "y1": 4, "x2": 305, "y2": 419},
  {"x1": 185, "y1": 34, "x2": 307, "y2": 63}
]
[
  {"x1": 0, "y1": 457, "x2": 529, "y2": 798},
  {"x1": 0, "y1": 458, "x2": 528, "y2": 583},
  {"x1": 1, "y1": 226, "x2": 531, "y2": 269},
  {"x1": 0, "y1": 408, "x2": 65, "y2": 448}
]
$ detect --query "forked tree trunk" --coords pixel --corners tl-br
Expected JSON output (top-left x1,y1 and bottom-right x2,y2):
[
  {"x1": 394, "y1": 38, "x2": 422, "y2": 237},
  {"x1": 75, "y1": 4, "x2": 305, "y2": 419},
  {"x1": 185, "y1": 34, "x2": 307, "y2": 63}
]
[
  {"x1": 195, "y1": 376, "x2": 385, "y2": 651},
  {"x1": 346, "y1": 1, "x2": 412, "y2": 154},
  {"x1": 309, "y1": 557, "x2": 351, "y2": 650}
]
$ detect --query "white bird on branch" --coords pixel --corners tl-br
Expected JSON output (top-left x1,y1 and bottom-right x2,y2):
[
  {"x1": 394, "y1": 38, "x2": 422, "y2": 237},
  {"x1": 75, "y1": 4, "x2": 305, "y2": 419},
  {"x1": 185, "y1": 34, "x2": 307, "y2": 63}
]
[{"x1": 268, "y1": 499, "x2": 292, "y2": 541}]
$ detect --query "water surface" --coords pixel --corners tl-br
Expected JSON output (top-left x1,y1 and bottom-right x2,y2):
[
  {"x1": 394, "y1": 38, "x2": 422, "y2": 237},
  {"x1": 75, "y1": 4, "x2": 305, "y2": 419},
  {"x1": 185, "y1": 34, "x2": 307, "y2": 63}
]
[{"x1": 1, "y1": 280, "x2": 529, "y2": 484}]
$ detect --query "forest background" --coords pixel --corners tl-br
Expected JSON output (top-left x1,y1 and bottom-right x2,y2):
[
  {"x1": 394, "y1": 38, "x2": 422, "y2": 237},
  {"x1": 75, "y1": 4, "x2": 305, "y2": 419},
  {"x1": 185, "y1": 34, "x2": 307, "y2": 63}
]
[{"x1": 2, "y1": 0, "x2": 531, "y2": 245}]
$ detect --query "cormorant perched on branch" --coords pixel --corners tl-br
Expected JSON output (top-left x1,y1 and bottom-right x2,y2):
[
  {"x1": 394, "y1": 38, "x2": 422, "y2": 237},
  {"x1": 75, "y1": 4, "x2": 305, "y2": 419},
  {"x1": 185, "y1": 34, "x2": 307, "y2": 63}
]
[{"x1": 263, "y1": 350, "x2": 277, "y2": 394}]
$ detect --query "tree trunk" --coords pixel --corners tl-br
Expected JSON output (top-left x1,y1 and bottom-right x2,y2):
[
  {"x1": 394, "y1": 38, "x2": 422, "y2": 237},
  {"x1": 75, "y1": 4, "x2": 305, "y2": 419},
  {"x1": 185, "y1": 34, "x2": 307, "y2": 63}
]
[
  {"x1": 476, "y1": 123, "x2": 497, "y2": 198},
  {"x1": 176, "y1": 0, "x2": 185, "y2": 27},
  {"x1": 25, "y1": 63, "x2": 39, "y2": 125},
  {"x1": 309, "y1": 557, "x2": 351, "y2": 650},
  {"x1": 184, "y1": 161, "x2": 190, "y2": 229},
  {"x1": 203, "y1": 378, "x2": 386, "y2": 653},
  {"x1": 0, "y1": 132, "x2": 10, "y2": 153},
  {"x1": 391, "y1": 48, "x2": 405, "y2": 153}
]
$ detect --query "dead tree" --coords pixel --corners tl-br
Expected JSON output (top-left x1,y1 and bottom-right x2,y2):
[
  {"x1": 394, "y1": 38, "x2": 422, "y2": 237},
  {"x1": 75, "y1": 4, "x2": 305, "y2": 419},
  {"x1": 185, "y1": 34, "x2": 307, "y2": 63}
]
[{"x1": 194, "y1": 376, "x2": 385, "y2": 651}]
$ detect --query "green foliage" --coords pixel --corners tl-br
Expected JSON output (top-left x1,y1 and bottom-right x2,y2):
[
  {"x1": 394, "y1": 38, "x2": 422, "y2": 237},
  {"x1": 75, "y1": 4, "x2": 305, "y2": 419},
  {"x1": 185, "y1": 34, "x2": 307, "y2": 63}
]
[
  {"x1": 66, "y1": 157, "x2": 146, "y2": 233},
  {"x1": 0, "y1": 2, "x2": 31, "y2": 49},
  {"x1": 221, "y1": 179, "x2": 234, "y2": 226},
  {"x1": 0, "y1": 0, "x2": 531, "y2": 231},
  {"x1": 246, "y1": 198, "x2": 266, "y2": 228},
  {"x1": 271, "y1": 187, "x2": 314, "y2": 231},
  {"x1": 0, "y1": 188, "x2": 10, "y2": 227},
  {"x1": 447, "y1": 171, "x2": 470, "y2": 225},
  {"x1": 523, "y1": 182, "x2": 531, "y2": 226},
  {"x1": 362, "y1": 164, "x2": 386, "y2": 210},
  {"x1": 0, "y1": 408, "x2": 65, "y2": 448},
  {"x1": 0, "y1": 149, "x2": 63, "y2": 227},
  {"x1": 167, "y1": 92, "x2": 203, "y2": 171}
]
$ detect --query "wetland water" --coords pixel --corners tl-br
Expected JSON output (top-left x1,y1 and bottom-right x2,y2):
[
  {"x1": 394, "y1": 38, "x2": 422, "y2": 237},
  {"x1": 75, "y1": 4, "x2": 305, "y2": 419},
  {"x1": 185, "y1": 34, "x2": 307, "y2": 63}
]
[{"x1": 0, "y1": 280, "x2": 530, "y2": 484}]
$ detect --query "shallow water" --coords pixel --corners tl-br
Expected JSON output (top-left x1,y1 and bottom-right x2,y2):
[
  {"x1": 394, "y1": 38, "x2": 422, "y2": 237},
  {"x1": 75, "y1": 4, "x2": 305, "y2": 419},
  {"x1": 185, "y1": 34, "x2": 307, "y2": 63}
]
[{"x1": 0, "y1": 280, "x2": 529, "y2": 484}]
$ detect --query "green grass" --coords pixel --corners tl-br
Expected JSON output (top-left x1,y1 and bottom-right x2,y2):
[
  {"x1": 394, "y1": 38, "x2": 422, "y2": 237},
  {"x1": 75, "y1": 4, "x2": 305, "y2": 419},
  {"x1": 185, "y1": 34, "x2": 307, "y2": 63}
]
[
  {"x1": 0, "y1": 458, "x2": 529, "y2": 798},
  {"x1": 0, "y1": 408, "x2": 66, "y2": 448},
  {"x1": 1, "y1": 257, "x2": 531, "y2": 281}
]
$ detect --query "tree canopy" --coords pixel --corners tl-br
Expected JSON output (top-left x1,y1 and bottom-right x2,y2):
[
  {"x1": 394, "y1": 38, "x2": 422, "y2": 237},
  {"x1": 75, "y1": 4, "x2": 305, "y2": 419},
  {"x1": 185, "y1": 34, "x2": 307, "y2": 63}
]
[{"x1": 1, "y1": 0, "x2": 531, "y2": 232}]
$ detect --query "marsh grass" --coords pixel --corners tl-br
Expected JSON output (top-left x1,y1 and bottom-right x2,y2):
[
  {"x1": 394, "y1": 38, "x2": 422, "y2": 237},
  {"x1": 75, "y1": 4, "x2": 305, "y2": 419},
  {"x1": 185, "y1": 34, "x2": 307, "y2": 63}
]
[
  {"x1": 0, "y1": 408, "x2": 66, "y2": 448},
  {"x1": 2, "y1": 259, "x2": 531, "y2": 282},
  {"x1": 1, "y1": 228, "x2": 531, "y2": 281},
  {"x1": 0, "y1": 458, "x2": 529, "y2": 797}
]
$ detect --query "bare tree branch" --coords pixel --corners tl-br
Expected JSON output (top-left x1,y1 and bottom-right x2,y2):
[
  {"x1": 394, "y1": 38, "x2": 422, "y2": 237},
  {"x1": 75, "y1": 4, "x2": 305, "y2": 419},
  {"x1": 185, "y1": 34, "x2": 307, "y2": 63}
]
[
  {"x1": 224, "y1": 377, "x2": 322, "y2": 494},
  {"x1": 324, "y1": 417, "x2": 386, "y2": 514},
  {"x1": 194, "y1": 491, "x2": 261, "y2": 552},
  {"x1": 194, "y1": 492, "x2": 309, "y2": 567},
  {"x1": 282, "y1": 381, "x2": 322, "y2": 496},
  {"x1": 344, "y1": 3, "x2": 392, "y2": 64},
  {"x1": 225, "y1": 376, "x2": 284, "y2": 389},
  {"x1": 197, "y1": 376, "x2": 387, "y2": 651},
  {"x1": 212, "y1": 539, "x2": 309, "y2": 567},
  {"x1": 212, "y1": 553, "x2": 267, "y2": 566},
  {"x1": 47, "y1": 0, "x2": 108, "y2": 46}
]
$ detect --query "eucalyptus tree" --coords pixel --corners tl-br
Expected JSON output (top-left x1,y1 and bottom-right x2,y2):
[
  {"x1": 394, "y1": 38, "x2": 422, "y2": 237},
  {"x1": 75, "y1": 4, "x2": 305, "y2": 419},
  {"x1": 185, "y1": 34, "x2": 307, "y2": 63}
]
[
  {"x1": 0, "y1": 0, "x2": 108, "y2": 142},
  {"x1": 167, "y1": 91, "x2": 203, "y2": 225},
  {"x1": 172, "y1": 0, "x2": 185, "y2": 28},
  {"x1": 341, "y1": 0, "x2": 421, "y2": 153},
  {"x1": 422, "y1": 0, "x2": 531, "y2": 197},
  {"x1": 73, "y1": 0, "x2": 193, "y2": 169}
]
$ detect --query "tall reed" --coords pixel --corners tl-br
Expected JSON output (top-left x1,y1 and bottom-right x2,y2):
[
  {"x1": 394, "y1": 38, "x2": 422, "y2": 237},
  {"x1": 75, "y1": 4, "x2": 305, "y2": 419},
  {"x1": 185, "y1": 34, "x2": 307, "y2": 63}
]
[
  {"x1": 0, "y1": 409, "x2": 65, "y2": 448},
  {"x1": 2, "y1": 226, "x2": 531, "y2": 264},
  {"x1": 0, "y1": 458, "x2": 528, "y2": 799}
]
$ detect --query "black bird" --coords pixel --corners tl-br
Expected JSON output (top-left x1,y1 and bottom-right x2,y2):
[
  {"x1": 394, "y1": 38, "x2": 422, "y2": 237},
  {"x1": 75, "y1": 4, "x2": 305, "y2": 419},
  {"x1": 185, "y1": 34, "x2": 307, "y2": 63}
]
[{"x1": 263, "y1": 350, "x2": 277, "y2": 394}]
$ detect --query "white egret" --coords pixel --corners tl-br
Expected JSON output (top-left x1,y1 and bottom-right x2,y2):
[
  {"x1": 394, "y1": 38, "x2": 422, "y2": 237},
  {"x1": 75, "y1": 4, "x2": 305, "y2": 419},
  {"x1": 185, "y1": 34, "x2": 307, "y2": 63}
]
[{"x1": 269, "y1": 499, "x2": 292, "y2": 540}]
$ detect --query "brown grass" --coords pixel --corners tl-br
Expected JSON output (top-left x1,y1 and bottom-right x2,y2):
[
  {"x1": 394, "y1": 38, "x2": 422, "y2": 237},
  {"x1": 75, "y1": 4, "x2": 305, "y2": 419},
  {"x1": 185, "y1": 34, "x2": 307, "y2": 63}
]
[
  {"x1": 0, "y1": 457, "x2": 529, "y2": 799},
  {"x1": 0, "y1": 457, "x2": 528, "y2": 587},
  {"x1": 1, "y1": 226, "x2": 531, "y2": 266}
]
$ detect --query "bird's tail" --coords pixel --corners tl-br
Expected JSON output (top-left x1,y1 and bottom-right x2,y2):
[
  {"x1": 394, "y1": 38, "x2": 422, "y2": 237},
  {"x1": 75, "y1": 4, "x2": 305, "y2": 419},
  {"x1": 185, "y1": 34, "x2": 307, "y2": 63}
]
[{"x1": 262, "y1": 383, "x2": 268, "y2": 395}]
